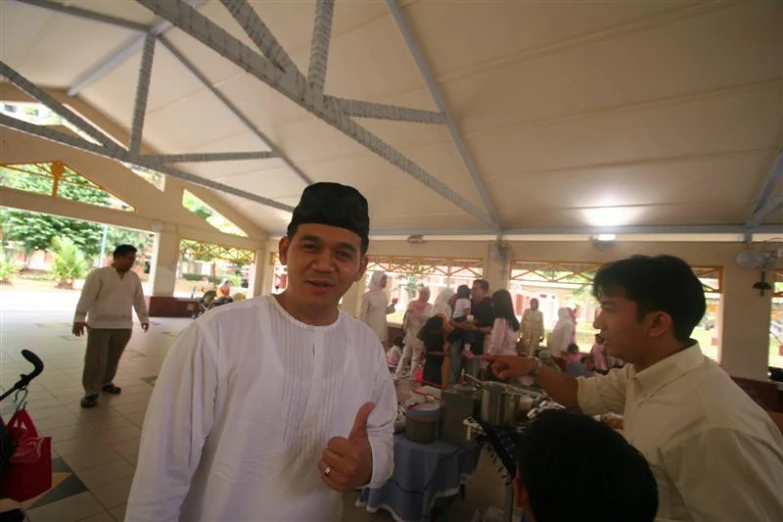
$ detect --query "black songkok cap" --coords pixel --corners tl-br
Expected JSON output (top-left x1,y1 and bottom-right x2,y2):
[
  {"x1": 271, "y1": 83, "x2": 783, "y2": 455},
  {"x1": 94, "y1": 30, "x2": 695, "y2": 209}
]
[{"x1": 286, "y1": 182, "x2": 370, "y2": 245}]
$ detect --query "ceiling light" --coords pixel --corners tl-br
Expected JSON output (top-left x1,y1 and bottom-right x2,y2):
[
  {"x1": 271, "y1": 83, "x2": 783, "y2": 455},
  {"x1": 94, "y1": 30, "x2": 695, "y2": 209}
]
[{"x1": 596, "y1": 234, "x2": 616, "y2": 242}]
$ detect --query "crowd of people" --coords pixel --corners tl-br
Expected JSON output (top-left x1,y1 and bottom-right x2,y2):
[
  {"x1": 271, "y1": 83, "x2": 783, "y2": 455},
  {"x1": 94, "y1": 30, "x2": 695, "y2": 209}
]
[
  {"x1": 68, "y1": 181, "x2": 782, "y2": 522},
  {"x1": 371, "y1": 276, "x2": 615, "y2": 387}
]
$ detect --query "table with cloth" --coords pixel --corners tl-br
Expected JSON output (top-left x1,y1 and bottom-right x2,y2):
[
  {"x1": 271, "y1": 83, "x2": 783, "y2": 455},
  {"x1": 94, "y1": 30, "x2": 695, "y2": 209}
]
[{"x1": 357, "y1": 433, "x2": 481, "y2": 522}]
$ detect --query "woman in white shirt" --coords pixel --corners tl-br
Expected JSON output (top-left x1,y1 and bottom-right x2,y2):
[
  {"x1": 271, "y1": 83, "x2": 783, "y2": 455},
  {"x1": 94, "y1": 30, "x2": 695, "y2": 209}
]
[
  {"x1": 395, "y1": 287, "x2": 433, "y2": 378},
  {"x1": 432, "y1": 288, "x2": 455, "y2": 319},
  {"x1": 360, "y1": 271, "x2": 397, "y2": 345},
  {"x1": 547, "y1": 307, "x2": 574, "y2": 357},
  {"x1": 488, "y1": 290, "x2": 520, "y2": 356}
]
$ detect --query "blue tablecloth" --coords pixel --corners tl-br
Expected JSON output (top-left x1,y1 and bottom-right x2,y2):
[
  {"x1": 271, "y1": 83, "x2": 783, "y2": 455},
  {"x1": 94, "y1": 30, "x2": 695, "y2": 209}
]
[{"x1": 357, "y1": 434, "x2": 480, "y2": 522}]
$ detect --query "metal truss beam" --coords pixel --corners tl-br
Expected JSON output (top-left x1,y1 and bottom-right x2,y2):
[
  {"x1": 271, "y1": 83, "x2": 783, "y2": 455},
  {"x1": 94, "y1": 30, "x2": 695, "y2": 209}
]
[
  {"x1": 329, "y1": 97, "x2": 446, "y2": 124},
  {"x1": 307, "y1": 0, "x2": 335, "y2": 105},
  {"x1": 143, "y1": 151, "x2": 275, "y2": 164},
  {"x1": 12, "y1": 0, "x2": 148, "y2": 32},
  {"x1": 0, "y1": 61, "x2": 115, "y2": 148},
  {"x1": 502, "y1": 225, "x2": 783, "y2": 236},
  {"x1": 158, "y1": 37, "x2": 312, "y2": 185},
  {"x1": 220, "y1": 0, "x2": 299, "y2": 76},
  {"x1": 66, "y1": 0, "x2": 205, "y2": 96},
  {"x1": 385, "y1": 0, "x2": 500, "y2": 228},
  {"x1": 0, "y1": 114, "x2": 295, "y2": 213},
  {"x1": 269, "y1": 225, "x2": 783, "y2": 239},
  {"x1": 137, "y1": 0, "x2": 495, "y2": 229},
  {"x1": 746, "y1": 149, "x2": 783, "y2": 228},
  {"x1": 129, "y1": 34, "x2": 156, "y2": 154}
]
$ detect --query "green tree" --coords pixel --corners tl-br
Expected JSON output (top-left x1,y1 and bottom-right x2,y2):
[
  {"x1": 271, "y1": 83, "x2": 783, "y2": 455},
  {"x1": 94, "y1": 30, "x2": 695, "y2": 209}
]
[
  {"x1": 182, "y1": 190, "x2": 213, "y2": 221},
  {"x1": 105, "y1": 227, "x2": 154, "y2": 256},
  {"x1": 0, "y1": 166, "x2": 109, "y2": 260}
]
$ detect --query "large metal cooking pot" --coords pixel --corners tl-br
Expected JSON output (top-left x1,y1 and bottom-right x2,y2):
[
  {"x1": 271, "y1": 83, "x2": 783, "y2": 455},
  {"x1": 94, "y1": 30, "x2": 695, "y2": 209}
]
[
  {"x1": 479, "y1": 382, "x2": 525, "y2": 427},
  {"x1": 464, "y1": 374, "x2": 536, "y2": 427}
]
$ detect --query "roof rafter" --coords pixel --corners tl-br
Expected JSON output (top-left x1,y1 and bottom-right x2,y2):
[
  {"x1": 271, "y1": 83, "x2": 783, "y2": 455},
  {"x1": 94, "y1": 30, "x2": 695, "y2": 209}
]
[
  {"x1": 385, "y1": 0, "x2": 500, "y2": 228},
  {"x1": 143, "y1": 152, "x2": 276, "y2": 164},
  {"x1": 328, "y1": 97, "x2": 446, "y2": 124},
  {"x1": 135, "y1": 0, "x2": 496, "y2": 230},
  {"x1": 0, "y1": 114, "x2": 294, "y2": 213},
  {"x1": 158, "y1": 38, "x2": 312, "y2": 185},
  {"x1": 746, "y1": 149, "x2": 783, "y2": 231},
  {"x1": 66, "y1": 0, "x2": 206, "y2": 97}
]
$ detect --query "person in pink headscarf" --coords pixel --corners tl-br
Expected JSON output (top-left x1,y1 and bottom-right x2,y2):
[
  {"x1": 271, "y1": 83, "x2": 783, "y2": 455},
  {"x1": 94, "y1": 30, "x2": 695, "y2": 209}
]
[{"x1": 394, "y1": 287, "x2": 433, "y2": 379}]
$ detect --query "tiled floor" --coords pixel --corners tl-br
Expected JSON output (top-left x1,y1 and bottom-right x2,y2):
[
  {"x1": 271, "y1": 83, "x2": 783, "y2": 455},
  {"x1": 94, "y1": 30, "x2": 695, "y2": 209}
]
[{"x1": 0, "y1": 292, "x2": 507, "y2": 521}]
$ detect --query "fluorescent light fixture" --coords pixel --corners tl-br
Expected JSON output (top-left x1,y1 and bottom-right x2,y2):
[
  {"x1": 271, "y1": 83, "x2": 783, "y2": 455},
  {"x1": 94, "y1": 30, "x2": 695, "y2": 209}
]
[
  {"x1": 597, "y1": 234, "x2": 616, "y2": 242},
  {"x1": 581, "y1": 207, "x2": 644, "y2": 227}
]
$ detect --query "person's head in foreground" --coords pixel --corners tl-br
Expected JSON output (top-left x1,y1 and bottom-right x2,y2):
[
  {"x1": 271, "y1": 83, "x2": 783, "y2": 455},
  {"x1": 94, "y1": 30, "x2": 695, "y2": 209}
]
[
  {"x1": 514, "y1": 409, "x2": 658, "y2": 522},
  {"x1": 112, "y1": 244, "x2": 137, "y2": 272},
  {"x1": 278, "y1": 182, "x2": 370, "y2": 325},
  {"x1": 592, "y1": 255, "x2": 706, "y2": 370}
]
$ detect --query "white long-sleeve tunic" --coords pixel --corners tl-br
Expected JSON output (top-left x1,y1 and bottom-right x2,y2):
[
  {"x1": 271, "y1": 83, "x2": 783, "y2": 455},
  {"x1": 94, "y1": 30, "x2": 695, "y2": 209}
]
[{"x1": 125, "y1": 296, "x2": 397, "y2": 522}]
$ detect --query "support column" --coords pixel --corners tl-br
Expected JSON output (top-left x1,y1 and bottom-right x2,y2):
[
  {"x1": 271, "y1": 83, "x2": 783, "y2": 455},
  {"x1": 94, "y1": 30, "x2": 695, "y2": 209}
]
[
  {"x1": 250, "y1": 248, "x2": 267, "y2": 297},
  {"x1": 147, "y1": 231, "x2": 187, "y2": 317},
  {"x1": 719, "y1": 267, "x2": 771, "y2": 380},
  {"x1": 484, "y1": 244, "x2": 510, "y2": 294},
  {"x1": 262, "y1": 250, "x2": 277, "y2": 296}
]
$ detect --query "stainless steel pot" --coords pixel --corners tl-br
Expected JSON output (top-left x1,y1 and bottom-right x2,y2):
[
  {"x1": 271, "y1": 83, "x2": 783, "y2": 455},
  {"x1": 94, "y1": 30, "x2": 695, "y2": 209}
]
[
  {"x1": 479, "y1": 382, "x2": 524, "y2": 428},
  {"x1": 464, "y1": 374, "x2": 536, "y2": 427}
]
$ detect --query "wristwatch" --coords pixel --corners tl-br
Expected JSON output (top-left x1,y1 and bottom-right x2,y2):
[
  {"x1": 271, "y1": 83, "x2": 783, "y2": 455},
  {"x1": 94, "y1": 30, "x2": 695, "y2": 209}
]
[{"x1": 529, "y1": 357, "x2": 543, "y2": 377}]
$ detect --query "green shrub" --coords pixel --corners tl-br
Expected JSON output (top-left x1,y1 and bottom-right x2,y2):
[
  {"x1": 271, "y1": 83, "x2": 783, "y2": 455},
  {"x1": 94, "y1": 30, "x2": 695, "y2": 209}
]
[
  {"x1": 50, "y1": 237, "x2": 88, "y2": 289},
  {"x1": 0, "y1": 252, "x2": 20, "y2": 284}
]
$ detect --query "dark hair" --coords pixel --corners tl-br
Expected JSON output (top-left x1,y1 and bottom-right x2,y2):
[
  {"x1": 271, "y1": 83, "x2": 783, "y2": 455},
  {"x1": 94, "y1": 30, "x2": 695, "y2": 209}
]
[
  {"x1": 393, "y1": 336, "x2": 405, "y2": 347},
  {"x1": 456, "y1": 285, "x2": 471, "y2": 299},
  {"x1": 516, "y1": 410, "x2": 658, "y2": 522},
  {"x1": 491, "y1": 289, "x2": 520, "y2": 331},
  {"x1": 592, "y1": 255, "x2": 706, "y2": 342},
  {"x1": 567, "y1": 343, "x2": 579, "y2": 354},
  {"x1": 418, "y1": 315, "x2": 445, "y2": 342},
  {"x1": 113, "y1": 244, "x2": 137, "y2": 258},
  {"x1": 286, "y1": 223, "x2": 369, "y2": 255},
  {"x1": 473, "y1": 279, "x2": 489, "y2": 292}
]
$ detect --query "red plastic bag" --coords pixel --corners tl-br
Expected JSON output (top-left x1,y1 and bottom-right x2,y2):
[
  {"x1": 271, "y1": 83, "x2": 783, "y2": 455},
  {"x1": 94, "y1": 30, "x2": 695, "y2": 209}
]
[{"x1": 0, "y1": 409, "x2": 52, "y2": 502}]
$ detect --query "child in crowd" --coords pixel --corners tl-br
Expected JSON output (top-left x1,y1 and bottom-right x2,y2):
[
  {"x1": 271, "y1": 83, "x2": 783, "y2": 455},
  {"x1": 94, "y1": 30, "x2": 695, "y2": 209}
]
[
  {"x1": 386, "y1": 336, "x2": 404, "y2": 369},
  {"x1": 450, "y1": 285, "x2": 477, "y2": 360},
  {"x1": 418, "y1": 315, "x2": 452, "y2": 387},
  {"x1": 564, "y1": 344, "x2": 591, "y2": 378}
]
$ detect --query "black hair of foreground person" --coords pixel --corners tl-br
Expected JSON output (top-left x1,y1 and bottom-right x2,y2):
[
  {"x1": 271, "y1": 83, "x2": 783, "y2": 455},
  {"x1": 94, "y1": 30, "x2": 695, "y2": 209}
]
[
  {"x1": 515, "y1": 409, "x2": 658, "y2": 522},
  {"x1": 592, "y1": 254, "x2": 706, "y2": 343}
]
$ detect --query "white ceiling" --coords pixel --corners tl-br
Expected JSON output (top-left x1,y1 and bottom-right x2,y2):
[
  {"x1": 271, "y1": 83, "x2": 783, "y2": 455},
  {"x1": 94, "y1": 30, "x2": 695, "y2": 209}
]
[{"x1": 0, "y1": 0, "x2": 781, "y2": 236}]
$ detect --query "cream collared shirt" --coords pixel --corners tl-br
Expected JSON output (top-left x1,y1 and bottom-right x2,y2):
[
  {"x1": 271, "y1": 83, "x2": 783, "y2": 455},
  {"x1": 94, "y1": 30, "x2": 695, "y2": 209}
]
[{"x1": 577, "y1": 343, "x2": 783, "y2": 522}]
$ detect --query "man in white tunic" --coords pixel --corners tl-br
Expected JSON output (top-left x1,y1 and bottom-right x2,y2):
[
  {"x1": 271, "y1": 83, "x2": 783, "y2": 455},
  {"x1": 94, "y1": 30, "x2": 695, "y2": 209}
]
[
  {"x1": 126, "y1": 183, "x2": 397, "y2": 522},
  {"x1": 73, "y1": 244, "x2": 149, "y2": 409},
  {"x1": 485, "y1": 255, "x2": 783, "y2": 522}
]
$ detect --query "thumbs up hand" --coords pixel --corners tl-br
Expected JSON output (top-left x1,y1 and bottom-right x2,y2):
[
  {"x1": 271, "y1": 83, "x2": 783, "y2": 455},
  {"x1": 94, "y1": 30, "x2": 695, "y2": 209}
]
[{"x1": 318, "y1": 402, "x2": 375, "y2": 492}]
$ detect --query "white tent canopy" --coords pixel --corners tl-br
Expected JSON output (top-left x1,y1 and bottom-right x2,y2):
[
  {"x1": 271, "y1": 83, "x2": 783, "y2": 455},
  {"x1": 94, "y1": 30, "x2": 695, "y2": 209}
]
[{"x1": 1, "y1": 0, "x2": 781, "y2": 239}]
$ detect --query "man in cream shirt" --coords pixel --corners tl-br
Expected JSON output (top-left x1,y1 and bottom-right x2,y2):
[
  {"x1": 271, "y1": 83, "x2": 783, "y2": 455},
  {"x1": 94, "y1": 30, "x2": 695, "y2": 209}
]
[
  {"x1": 486, "y1": 255, "x2": 783, "y2": 522},
  {"x1": 73, "y1": 244, "x2": 149, "y2": 409}
]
